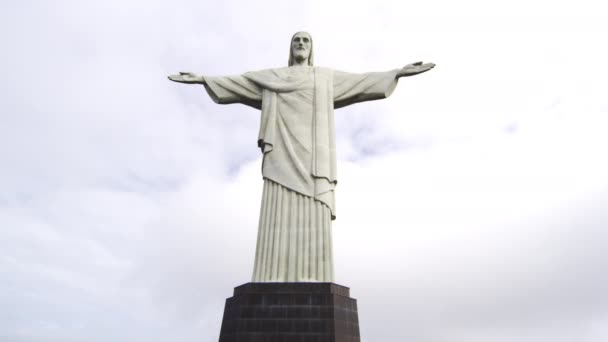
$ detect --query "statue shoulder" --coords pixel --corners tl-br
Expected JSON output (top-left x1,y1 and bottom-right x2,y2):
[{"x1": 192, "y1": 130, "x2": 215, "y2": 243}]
[
  {"x1": 313, "y1": 66, "x2": 334, "y2": 82},
  {"x1": 244, "y1": 67, "x2": 290, "y2": 81},
  {"x1": 313, "y1": 66, "x2": 333, "y2": 73}
]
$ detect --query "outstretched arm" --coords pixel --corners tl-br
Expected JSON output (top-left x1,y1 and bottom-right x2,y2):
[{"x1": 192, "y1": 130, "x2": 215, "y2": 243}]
[
  {"x1": 168, "y1": 71, "x2": 262, "y2": 109},
  {"x1": 396, "y1": 61, "x2": 435, "y2": 79},
  {"x1": 333, "y1": 61, "x2": 435, "y2": 109},
  {"x1": 168, "y1": 72, "x2": 206, "y2": 84},
  {"x1": 333, "y1": 69, "x2": 400, "y2": 109}
]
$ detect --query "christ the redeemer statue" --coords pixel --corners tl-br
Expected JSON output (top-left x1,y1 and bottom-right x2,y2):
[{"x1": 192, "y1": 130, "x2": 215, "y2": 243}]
[{"x1": 169, "y1": 31, "x2": 434, "y2": 283}]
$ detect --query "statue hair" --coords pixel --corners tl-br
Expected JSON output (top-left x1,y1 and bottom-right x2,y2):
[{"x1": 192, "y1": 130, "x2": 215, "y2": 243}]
[{"x1": 288, "y1": 32, "x2": 314, "y2": 66}]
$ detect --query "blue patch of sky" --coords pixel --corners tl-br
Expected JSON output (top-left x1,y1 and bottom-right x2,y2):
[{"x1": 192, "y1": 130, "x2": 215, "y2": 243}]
[
  {"x1": 95, "y1": 172, "x2": 185, "y2": 194},
  {"x1": 346, "y1": 125, "x2": 433, "y2": 162},
  {"x1": 503, "y1": 122, "x2": 519, "y2": 134},
  {"x1": 225, "y1": 154, "x2": 259, "y2": 178},
  {"x1": 0, "y1": 192, "x2": 35, "y2": 208}
]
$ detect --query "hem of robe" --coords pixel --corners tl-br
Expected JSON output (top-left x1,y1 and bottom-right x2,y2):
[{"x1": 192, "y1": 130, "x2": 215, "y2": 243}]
[
  {"x1": 252, "y1": 178, "x2": 335, "y2": 283},
  {"x1": 262, "y1": 175, "x2": 336, "y2": 220}
]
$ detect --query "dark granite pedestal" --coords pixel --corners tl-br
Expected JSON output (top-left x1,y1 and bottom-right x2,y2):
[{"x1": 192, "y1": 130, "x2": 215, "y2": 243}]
[{"x1": 218, "y1": 283, "x2": 360, "y2": 342}]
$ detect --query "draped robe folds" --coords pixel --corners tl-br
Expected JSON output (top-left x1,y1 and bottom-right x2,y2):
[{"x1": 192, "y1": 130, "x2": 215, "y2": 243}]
[{"x1": 203, "y1": 66, "x2": 399, "y2": 282}]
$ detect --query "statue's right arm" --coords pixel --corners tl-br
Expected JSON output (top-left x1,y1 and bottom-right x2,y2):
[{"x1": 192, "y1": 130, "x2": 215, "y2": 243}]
[
  {"x1": 168, "y1": 72, "x2": 206, "y2": 85},
  {"x1": 169, "y1": 71, "x2": 263, "y2": 109}
]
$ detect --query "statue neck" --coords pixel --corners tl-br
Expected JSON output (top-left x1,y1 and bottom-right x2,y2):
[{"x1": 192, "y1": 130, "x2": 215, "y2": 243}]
[{"x1": 291, "y1": 56, "x2": 309, "y2": 66}]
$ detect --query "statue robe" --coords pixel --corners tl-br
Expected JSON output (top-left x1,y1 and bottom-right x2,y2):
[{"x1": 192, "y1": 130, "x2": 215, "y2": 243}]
[{"x1": 204, "y1": 66, "x2": 399, "y2": 282}]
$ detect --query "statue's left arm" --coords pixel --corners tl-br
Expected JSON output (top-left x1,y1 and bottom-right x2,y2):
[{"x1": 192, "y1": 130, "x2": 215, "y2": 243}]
[{"x1": 333, "y1": 61, "x2": 435, "y2": 109}]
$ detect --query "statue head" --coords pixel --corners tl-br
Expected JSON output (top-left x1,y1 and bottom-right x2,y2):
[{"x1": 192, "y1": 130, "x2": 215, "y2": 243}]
[{"x1": 288, "y1": 31, "x2": 313, "y2": 66}]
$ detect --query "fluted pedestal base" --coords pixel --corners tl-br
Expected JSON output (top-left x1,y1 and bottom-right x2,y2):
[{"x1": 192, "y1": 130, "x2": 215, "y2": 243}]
[{"x1": 218, "y1": 283, "x2": 360, "y2": 342}]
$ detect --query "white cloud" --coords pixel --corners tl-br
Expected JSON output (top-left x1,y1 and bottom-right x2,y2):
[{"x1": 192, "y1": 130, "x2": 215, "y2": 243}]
[{"x1": 1, "y1": 0, "x2": 607, "y2": 341}]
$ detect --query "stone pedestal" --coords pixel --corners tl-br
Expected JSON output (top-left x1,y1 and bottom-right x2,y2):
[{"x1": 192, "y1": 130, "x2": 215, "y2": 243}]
[{"x1": 218, "y1": 283, "x2": 360, "y2": 342}]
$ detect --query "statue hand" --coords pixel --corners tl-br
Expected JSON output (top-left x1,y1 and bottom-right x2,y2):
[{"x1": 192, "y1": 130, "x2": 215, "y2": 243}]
[
  {"x1": 168, "y1": 72, "x2": 205, "y2": 84},
  {"x1": 397, "y1": 61, "x2": 436, "y2": 78}
]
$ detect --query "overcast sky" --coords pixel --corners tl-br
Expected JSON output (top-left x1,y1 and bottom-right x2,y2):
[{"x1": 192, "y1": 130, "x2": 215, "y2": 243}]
[{"x1": 1, "y1": 1, "x2": 608, "y2": 341}]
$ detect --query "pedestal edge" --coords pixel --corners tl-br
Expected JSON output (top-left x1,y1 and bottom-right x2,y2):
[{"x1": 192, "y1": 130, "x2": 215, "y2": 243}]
[{"x1": 233, "y1": 282, "x2": 351, "y2": 297}]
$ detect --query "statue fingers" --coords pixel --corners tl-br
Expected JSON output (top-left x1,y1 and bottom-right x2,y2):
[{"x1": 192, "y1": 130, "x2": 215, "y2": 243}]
[
  {"x1": 169, "y1": 74, "x2": 190, "y2": 82},
  {"x1": 179, "y1": 71, "x2": 198, "y2": 78},
  {"x1": 402, "y1": 61, "x2": 424, "y2": 70},
  {"x1": 422, "y1": 63, "x2": 436, "y2": 71}
]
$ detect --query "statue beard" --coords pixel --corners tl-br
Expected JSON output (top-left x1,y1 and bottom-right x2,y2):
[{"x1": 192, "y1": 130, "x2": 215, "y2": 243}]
[{"x1": 292, "y1": 51, "x2": 309, "y2": 64}]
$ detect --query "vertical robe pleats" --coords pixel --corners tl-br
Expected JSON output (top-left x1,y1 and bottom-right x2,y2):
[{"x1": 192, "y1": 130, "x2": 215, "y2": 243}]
[
  {"x1": 252, "y1": 182, "x2": 268, "y2": 279},
  {"x1": 252, "y1": 179, "x2": 334, "y2": 282}
]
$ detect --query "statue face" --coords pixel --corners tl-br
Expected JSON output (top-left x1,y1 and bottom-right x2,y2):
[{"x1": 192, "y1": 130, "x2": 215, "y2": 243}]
[{"x1": 291, "y1": 32, "x2": 312, "y2": 63}]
